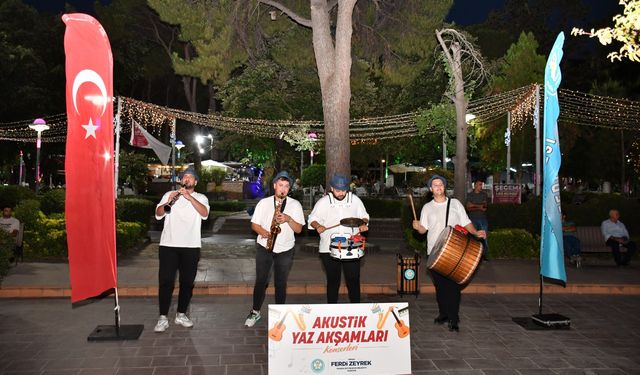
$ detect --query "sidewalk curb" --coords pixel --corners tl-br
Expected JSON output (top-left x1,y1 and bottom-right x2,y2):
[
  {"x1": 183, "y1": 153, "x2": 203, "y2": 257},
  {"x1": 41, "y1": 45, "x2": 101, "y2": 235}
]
[{"x1": 2, "y1": 282, "x2": 640, "y2": 298}]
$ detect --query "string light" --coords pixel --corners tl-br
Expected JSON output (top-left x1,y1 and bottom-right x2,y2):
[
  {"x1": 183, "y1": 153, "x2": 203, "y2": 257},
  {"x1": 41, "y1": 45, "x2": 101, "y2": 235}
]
[{"x1": 2, "y1": 86, "x2": 639, "y2": 144}]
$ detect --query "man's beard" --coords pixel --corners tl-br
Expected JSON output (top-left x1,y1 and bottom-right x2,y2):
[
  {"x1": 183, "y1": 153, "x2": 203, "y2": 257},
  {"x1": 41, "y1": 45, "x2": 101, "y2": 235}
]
[
  {"x1": 332, "y1": 192, "x2": 346, "y2": 201},
  {"x1": 276, "y1": 192, "x2": 287, "y2": 199},
  {"x1": 182, "y1": 182, "x2": 195, "y2": 189}
]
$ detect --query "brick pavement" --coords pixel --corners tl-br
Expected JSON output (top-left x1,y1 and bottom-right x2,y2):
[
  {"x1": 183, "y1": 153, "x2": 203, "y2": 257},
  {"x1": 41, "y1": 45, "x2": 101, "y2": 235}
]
[{"x1": 1, "y1": 294, "x2": 639, "y2": 374}]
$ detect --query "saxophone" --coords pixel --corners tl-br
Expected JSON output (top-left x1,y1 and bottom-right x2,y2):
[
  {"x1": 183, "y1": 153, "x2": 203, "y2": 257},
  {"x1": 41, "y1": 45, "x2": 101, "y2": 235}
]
[{"x1": 266, "y1": 198, "x2": 284, "y2": 252}]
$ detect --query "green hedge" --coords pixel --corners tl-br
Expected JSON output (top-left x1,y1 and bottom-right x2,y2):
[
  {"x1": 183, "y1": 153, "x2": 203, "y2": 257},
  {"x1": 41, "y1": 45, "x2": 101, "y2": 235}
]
[
  {"x1": 210, "y1": 200, "x2": 246, "y2": 212},
  {"x1": 487, "y1": 228, "x2": 539, "y2": 259},
  {"x1": 0, "y1": 186, "x2": 36, "y2": 209},
  {"x1": 116, "y1": 197, "x2": 156, "y2": 229},
  {"x1": 486, "y1": 194, "x2": 640, "y2": 234},
  {"x1": 14, "y1": 199, "x2": 44, "y2": 228},
  {"x1": 23, "y1": 217, "x2": 146, "y2": 260},
  {"x1": 360, "y1": 198, "x2": 403, "y2": 218},
  {"x1": 0, "y1": 230, "x2": 13, "y2": 281},
  {"x1": 40, "y1": 189, "x2": 66, "y2": 215}
]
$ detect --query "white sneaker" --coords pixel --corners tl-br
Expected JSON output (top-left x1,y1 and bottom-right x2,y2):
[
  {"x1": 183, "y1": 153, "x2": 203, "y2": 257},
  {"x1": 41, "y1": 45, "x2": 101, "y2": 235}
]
[
  {"x1": 244, "y1": 310, "x2": 261, "y2": 327},
  {"x1": 175, "y1": 313, "x2": 194, "y2": 328},
  {"x1": 154, "y1": 315, "x2": 169, "y2": 332}
]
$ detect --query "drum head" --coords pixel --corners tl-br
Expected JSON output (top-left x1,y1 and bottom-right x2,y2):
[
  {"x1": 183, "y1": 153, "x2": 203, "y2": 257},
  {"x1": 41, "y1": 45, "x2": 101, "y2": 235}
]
[
  {"x1": 426, "y1": 226, "x2": 453, "y2": 267},
  {"x1": 340, "y1": 217, "x2": 365, "y2": 228}
]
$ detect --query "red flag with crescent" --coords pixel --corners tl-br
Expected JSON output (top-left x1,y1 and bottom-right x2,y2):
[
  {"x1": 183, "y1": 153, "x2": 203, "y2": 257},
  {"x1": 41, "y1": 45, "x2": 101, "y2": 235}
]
[{"x1": 63, "y1": 13, "x2": 117, "y2": 303}]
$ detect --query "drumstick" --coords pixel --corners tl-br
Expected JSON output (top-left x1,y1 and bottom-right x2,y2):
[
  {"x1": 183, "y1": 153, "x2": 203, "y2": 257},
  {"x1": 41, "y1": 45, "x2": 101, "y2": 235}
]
[
  {"x1": 323, "y1": 223, "x2": 341, "y2": 230},
  {"x1": 408, "y1": 194, "x2": 417, "y2": 221}
]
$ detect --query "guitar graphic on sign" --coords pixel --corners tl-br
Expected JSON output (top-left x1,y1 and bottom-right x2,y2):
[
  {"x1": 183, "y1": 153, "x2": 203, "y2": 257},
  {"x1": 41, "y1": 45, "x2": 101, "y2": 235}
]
[
  {"x1": 268, "y1": 311, "x2": 289, "y2": 342},
  {"x1": 390, "y1": 307, "x2": 410, "y2": 338}
]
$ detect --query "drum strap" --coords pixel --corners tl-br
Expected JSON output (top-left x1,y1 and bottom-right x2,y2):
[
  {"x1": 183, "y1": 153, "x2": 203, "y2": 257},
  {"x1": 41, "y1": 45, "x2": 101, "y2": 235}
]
[{"x1": 445, "y1": 198, "x2": 451, "y2": 227}]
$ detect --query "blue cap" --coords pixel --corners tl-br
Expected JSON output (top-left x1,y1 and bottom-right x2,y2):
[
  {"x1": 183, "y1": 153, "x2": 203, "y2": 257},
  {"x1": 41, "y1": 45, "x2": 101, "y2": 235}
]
[
  {"x1": 330, "y1": 174, "x2": 349, "y2": 190},
  {"x1": 428, "y1": 174, "x2": 447, "y2": 188},
  {"x1": 182, "y1": 167, "x2": 199, "y2": 181},
  {"x1": 272, "y1": 170, "x2": 293, "y2": 186}
]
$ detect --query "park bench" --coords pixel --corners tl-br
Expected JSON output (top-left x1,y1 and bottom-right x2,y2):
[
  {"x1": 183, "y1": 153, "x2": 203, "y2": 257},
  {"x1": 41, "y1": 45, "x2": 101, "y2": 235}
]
[{"x1": 575, "y1": 226, "x2": 625, "y2": 254}]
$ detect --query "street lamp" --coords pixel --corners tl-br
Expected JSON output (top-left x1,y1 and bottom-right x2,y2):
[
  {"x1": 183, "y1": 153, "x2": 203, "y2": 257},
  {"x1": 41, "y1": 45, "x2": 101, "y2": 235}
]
[
  {"x1": 29, "y1": 118, "x2": 49, "y2": 194},
  {"x1": 175, "y1": 140, "x2": 185, "y2": 160}
]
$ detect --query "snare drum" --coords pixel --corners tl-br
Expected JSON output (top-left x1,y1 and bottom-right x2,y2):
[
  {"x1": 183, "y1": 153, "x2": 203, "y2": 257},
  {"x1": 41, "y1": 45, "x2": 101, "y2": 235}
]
[
  {"x1": 330, "y1": 236, "x2": 364, "y2": 261},
  {"x1": 427, "y1": 226, "x2": 483, "y2": 284}
]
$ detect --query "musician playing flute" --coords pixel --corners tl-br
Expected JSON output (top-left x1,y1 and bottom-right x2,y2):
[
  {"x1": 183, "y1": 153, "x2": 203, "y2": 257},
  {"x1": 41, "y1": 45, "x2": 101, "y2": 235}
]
[
  {"x1": 154, "y1": 167, "x2": 210, "y2": 333},
  {"x1": 309, "y1": 174, "x2": 369, "y2": 304},
  {"x1": 412, "y1": 175, "x2": 485, "y2": 332},
  {"x1": 245, "y1": 171, "x2": 305, "y2": 327}
]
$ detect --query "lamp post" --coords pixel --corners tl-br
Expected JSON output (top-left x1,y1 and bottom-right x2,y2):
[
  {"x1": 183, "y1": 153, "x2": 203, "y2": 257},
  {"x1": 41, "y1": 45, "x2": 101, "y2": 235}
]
[
  {"x1": 175, "y1": 140, "x2": 185, "y2": 160},
  {"x1": 29, "y1": 118, "x2": 49, "y2": 194}
]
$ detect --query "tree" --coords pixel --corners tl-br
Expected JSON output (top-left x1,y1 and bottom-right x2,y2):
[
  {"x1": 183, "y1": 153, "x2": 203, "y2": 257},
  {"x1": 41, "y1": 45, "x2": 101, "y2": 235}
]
[
  {"x1": 256, "y1": 0, "x2": 452, "y2": 184},
  {"x1": 476, "y1": 32, "x2": 545, "y2": 177},
  {"x1": 257, "y1": 0, "x2": 357, "y2": 184},
  {"x1": 572, "y1": 0, "x2": 640, "y2": 62},
  {"x1": 435, "y1": 28, "x2": 487, "y2": 200}
]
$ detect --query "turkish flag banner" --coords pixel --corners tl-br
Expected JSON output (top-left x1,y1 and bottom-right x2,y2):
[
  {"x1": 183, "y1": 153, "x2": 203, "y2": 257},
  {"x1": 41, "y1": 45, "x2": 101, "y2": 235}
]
[{"x1": 63, "y1": 13, "x2": 117, "y2": 303}]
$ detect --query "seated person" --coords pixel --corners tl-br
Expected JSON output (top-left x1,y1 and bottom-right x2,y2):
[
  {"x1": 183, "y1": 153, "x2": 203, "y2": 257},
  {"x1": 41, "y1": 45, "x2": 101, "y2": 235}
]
[
  {"x1": 562, "y1": 213, "x2": 582, "y2": 266},
  {"x1": 0, "y1": 206, "x2": 21, "y2": 260},
  {"x1": 601, "y1": 209, "x2": 637, "y2": 266}
]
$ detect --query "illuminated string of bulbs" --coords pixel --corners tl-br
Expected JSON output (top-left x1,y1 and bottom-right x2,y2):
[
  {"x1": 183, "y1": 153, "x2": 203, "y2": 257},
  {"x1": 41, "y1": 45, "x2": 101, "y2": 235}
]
[{"x1": 3, "y1": 85, "x2": 640, "y2": 144}]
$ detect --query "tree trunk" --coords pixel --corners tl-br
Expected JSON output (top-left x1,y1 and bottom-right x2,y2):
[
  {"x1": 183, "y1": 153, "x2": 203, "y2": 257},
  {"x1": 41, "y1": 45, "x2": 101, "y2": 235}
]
[
  {"x1": 309, "y1": 0, "x2": 356, "y2": 185},
  {"x1": 451, "y1": 42, "x2": 468, "y2": 202}
]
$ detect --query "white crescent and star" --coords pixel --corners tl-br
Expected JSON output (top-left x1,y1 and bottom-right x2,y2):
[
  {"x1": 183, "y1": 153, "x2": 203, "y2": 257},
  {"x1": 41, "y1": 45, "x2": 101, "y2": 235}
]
[{"x1": 71, "y1": 69, "x2": 108, "y2": 139}]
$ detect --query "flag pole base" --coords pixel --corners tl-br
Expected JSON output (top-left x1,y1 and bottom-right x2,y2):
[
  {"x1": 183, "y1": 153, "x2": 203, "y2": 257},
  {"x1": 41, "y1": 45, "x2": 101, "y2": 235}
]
[
  {"x1": 87, "y1": 324, "x2": 144, "y2": 341},
  {"x1": 531, "y1": 313, "x2": 571, "y2": 328}
]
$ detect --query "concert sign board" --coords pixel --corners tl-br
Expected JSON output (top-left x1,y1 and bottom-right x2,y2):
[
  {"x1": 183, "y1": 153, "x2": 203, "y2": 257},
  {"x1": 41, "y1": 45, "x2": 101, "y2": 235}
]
[
  {"x1": 268, "y1": 303, "x2": 411, "y2": 374},
  {"x1": 492, "y1": 183, "x2": 522, "y2": 204}
]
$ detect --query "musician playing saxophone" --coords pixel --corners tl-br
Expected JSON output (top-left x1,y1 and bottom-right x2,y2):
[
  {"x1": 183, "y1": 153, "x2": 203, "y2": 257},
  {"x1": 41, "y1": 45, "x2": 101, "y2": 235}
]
[
  {"x1": 411, "y1": 175, "x2": 485, "y2": 333},
  {"x1": 153, "y1": 167, "x2": 209, "y2": 333},
  {"x1": 245, "y1": 171, "x2": 305, "y2": 327}
]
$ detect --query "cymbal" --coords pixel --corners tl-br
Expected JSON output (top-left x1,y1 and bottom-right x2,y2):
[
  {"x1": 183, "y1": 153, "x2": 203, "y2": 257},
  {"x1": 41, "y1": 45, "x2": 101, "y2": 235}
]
[{"x1": 340, "y1": 217, "x2": 365, "y2": 228}]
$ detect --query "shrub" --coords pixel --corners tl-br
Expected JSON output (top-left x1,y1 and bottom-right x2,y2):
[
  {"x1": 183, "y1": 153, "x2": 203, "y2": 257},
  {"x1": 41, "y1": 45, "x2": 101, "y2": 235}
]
[
  {"x1": 14, "y1": 199, "x2": 44, "y2": 228},
  {"x1": 487, "y1": 228, "x2": 539, "y2": 259},
  {"x1": 23, "y1": 216, "x2": 147, "y2": 260},
  {"x1": 360, "y1": 198, "x2": 403, "y2": 218},
  {"x1": 301, "y1": 164, "x2": 326, "y2": 187},
  {"x1": 210, "y1": 200, "x2": 246, "y2": 212},
  {"x1": 0, "y1": 185, "x2": 37, "y2": 208},
  {"x1": 196, "y1": 167, "x2": 227, "y2": 193},
  {"x1": 0, "y1": 230, "x2": 13, "y2": 281},
  {"x1": 40, "y1": 189, "x2": 66, "y2": 215},
  {"x1": 23, "y1": 216, "x2": 67, "y2": 260},
  {"x1": 116, "y1": 221, "x2": 147, "y2": 257},
  {"x1": 116, "y1": 197, "x2": 155, "y2": 228}
]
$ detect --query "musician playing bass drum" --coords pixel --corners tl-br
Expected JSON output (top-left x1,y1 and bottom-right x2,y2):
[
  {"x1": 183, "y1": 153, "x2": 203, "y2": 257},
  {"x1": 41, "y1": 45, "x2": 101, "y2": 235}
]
[
  {"x1": 309, "y1": 174, "x2": 369, "y2": 304},
  {"x1": 244, "y1": 171, "x2": 305, "y2": 327},
  {"x1": 412, "y1": 175, "x2": 486, "y2": 332}
]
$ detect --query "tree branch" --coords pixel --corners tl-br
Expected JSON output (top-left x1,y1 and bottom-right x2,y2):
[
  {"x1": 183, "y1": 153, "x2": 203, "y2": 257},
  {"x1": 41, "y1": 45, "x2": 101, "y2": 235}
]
[{"x1": 258, "y1": 0, "x2": 312, "y2": 28}]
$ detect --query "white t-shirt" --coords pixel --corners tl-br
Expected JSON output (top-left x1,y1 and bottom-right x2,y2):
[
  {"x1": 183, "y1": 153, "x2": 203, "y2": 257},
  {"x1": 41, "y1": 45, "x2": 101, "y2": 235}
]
[
  {"x1": 156, "y1": 191, "x2": 210, "y2": 248},
  {"x1": 251, "y1": 196, "x2": 305, "y2": 253},
  {"x1": 308, "y1": 192, "x2": 370, "y2": 253},
  {"x1": 419, "y1": 198, "x2": 471, "y2": 254},
  {"x1": 0, "y1": 216, "x2": 20, "y2": 236}
]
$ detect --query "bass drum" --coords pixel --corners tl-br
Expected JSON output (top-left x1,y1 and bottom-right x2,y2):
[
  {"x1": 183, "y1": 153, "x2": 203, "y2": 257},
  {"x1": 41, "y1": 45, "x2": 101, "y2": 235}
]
[{"x1": 427, "y1": 226, "x2": 483, "y2": 284}]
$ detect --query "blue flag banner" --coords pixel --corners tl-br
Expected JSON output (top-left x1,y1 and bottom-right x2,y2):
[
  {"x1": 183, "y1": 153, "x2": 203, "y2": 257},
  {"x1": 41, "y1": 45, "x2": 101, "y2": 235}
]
[{"x1": 540, "y1": 32, "x2": 566, "y2": 285}]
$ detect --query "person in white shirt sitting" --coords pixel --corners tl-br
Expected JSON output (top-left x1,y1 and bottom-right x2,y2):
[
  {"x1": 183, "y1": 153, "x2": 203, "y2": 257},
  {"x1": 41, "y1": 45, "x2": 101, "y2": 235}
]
[{"x1": 601, "y1": 209, "x2": 636, "y2": 266}]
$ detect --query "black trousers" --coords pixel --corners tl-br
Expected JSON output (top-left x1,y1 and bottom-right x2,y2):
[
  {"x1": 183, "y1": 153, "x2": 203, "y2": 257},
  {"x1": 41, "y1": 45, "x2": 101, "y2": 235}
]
[
  {"x1": 158, "y1": 246, "x2": 200, "y2": 316},
  {"x1": 606, "y1": 239, "x2": 637, "y2": 265},
  {"x1": 252, "y1": 244, "x2": 295, "y2": 311},
  {"x1": 429, "y1": 269, "x2": 461, "y2": 324},
  {"x1": 320, "y1": 253, "x2": 360, "y2": 303}
]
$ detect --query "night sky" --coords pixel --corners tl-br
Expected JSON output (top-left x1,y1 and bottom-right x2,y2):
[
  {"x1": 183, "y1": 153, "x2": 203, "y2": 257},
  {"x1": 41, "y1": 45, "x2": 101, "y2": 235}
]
[{"x1": 27, "y1": 0, "x2": 507, "y2": 25}]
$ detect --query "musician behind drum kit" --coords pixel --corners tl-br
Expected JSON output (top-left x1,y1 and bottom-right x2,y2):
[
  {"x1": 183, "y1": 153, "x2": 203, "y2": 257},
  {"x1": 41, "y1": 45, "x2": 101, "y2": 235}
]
[
  {"x1": 411, "y1": 175, "x2": 486, "y2": 333},
  {"x1": 244, "y1": 171, "x2": 305, "y2": 328},
  {"x1": 308, "y1": 174, "x2": 370, "y2": 304}
]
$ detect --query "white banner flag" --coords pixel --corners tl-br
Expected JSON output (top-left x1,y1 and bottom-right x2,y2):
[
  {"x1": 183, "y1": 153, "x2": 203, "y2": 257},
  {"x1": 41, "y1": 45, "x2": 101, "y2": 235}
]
[
  {"x1": 268, "y1": 303, "x2": 411, "y2": 375},
  {"x1": 129, "y1": 119, "x2": 172, "y2": 165}
]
